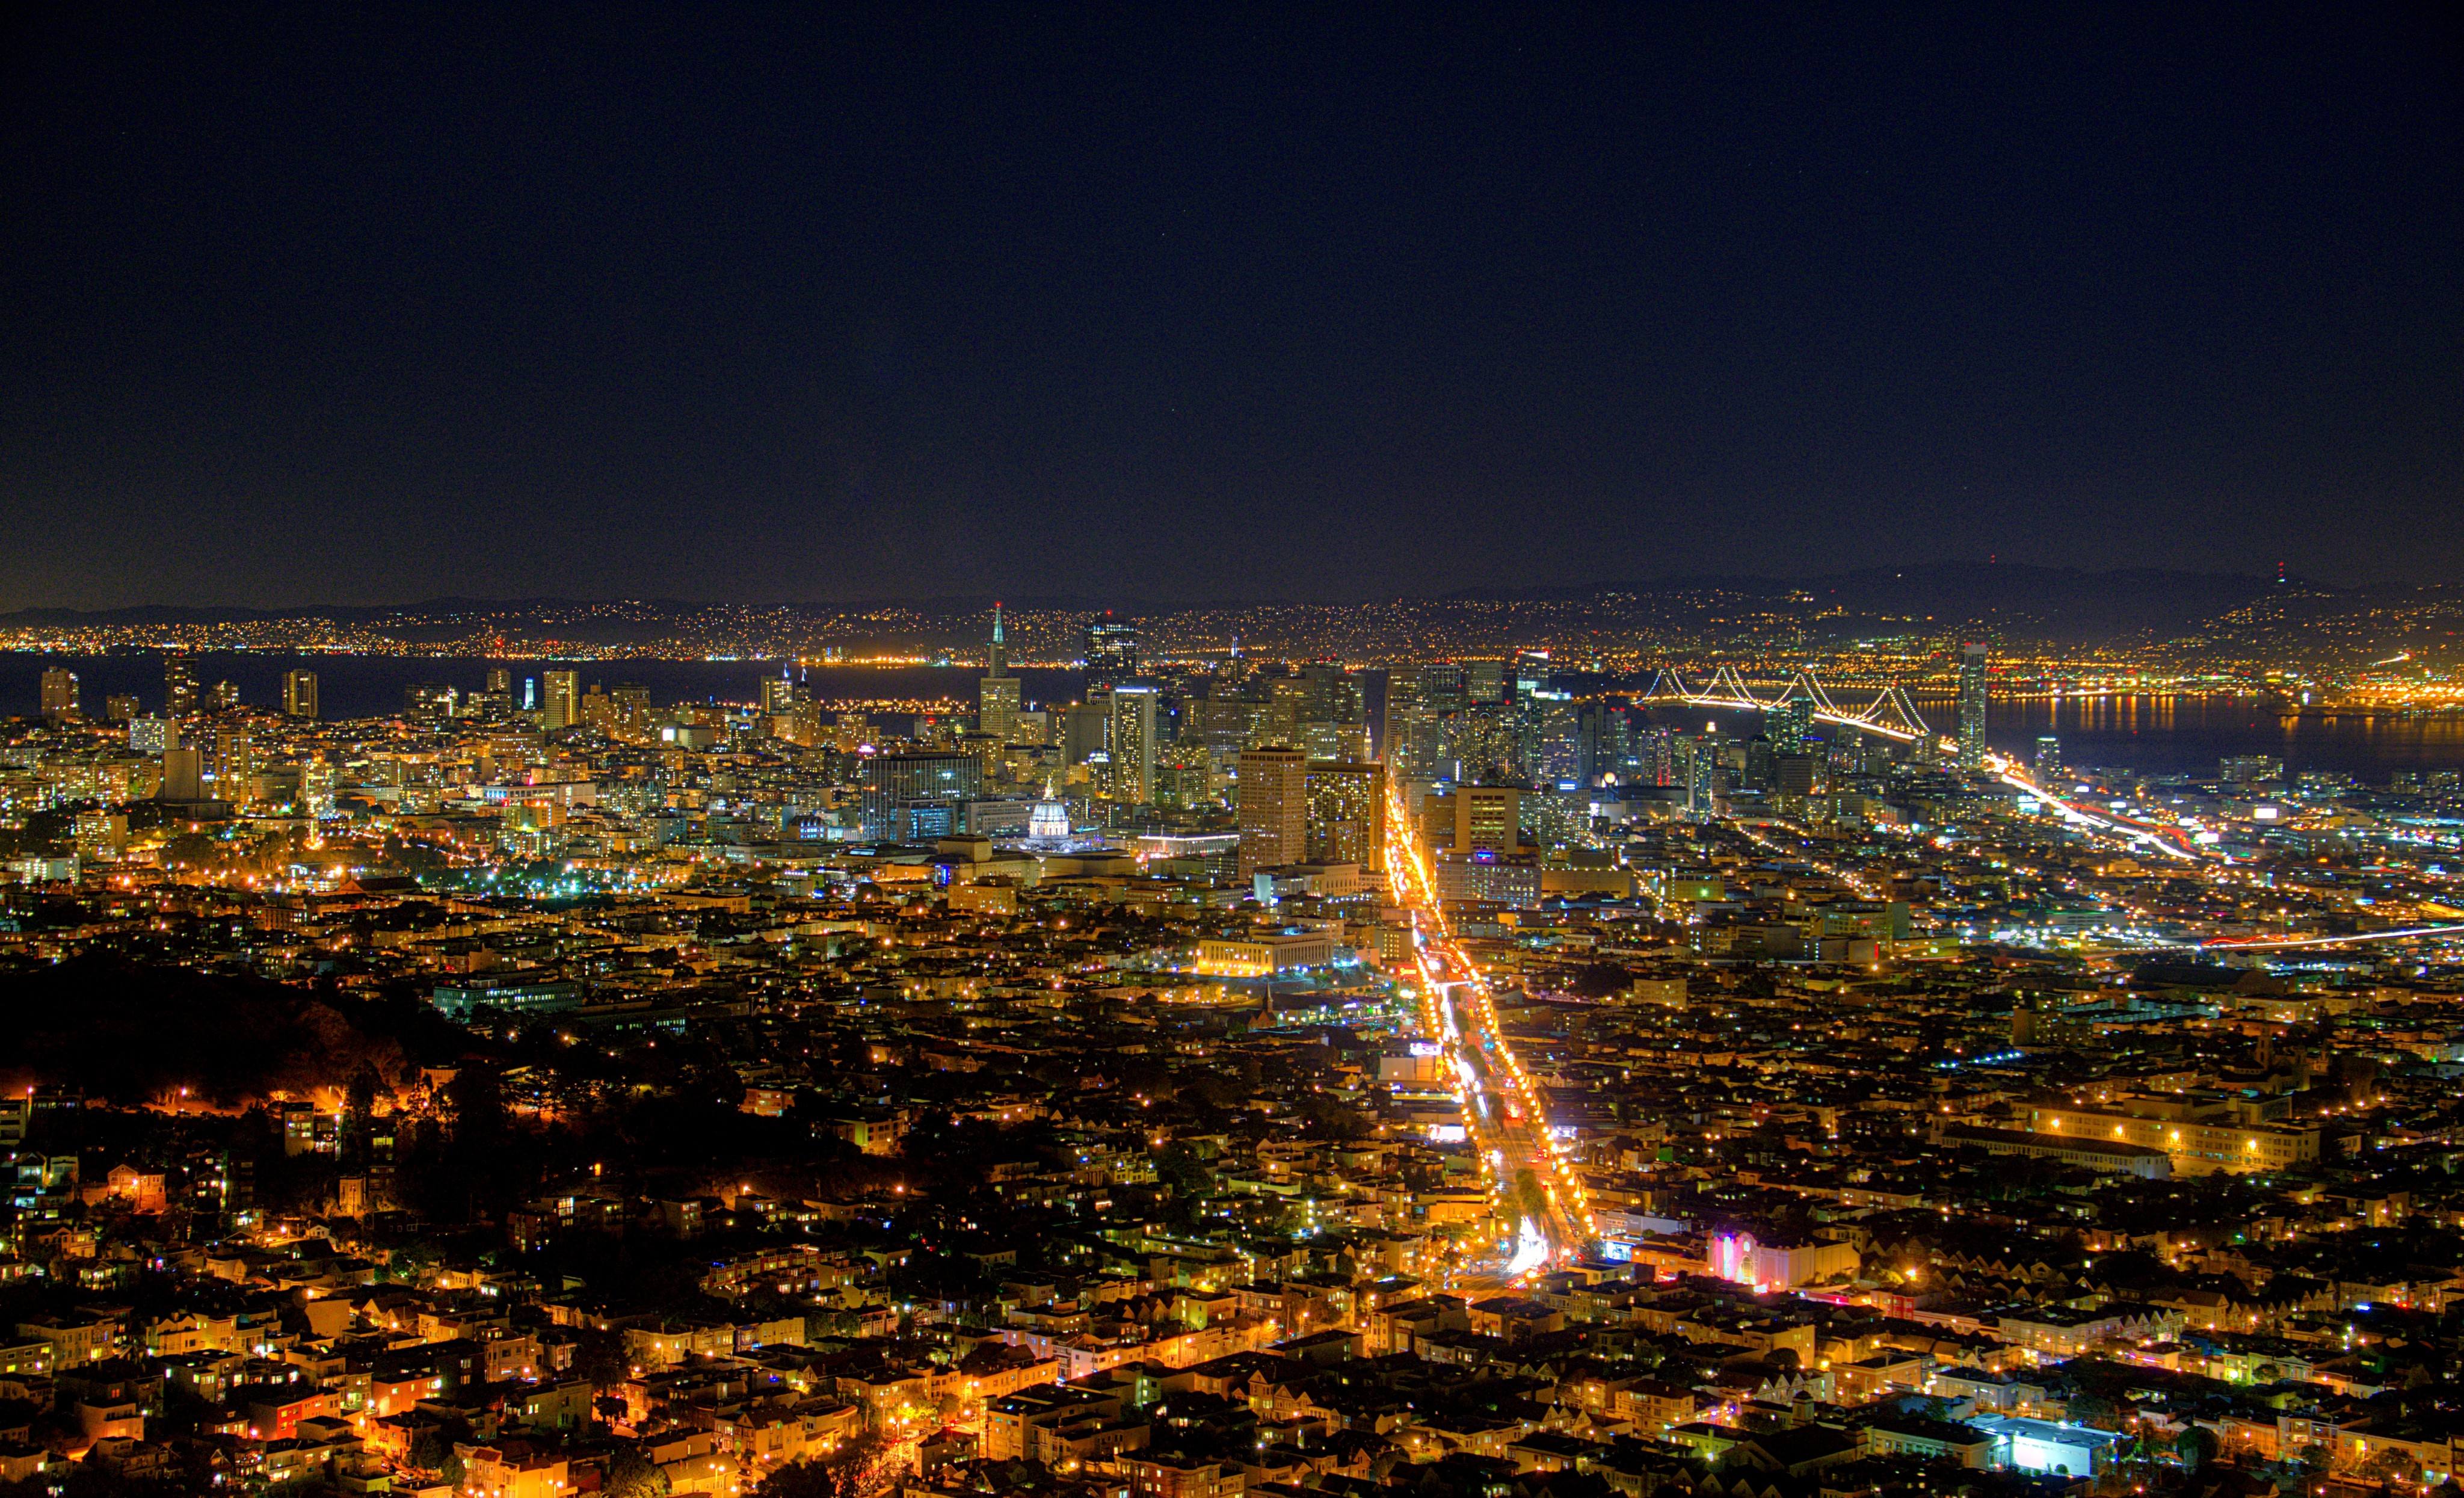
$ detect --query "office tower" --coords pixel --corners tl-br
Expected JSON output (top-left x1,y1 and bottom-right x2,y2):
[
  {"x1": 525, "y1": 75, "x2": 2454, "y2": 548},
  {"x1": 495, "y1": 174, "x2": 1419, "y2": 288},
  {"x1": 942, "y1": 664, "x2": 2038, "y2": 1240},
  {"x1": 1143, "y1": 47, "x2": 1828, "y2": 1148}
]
[
  {"x1": 979, "y1": 604, "x2": 1021, "y2": 741},
  {"x1": 1465, "y1": 659, "x2": 1506, "y2": 704},
  {"x1": 164, "y1": 655, "x2": 199, "y2": 721},
  {"x1": 209, "y1": 680, "x2": 241, "y2": 712},
  {"x1": 1455, "y1": 785, "x2": 1522, "y2": 854},
  {"x1": 2034, "y1": 735, "x2": 2064, "y2": 786},
  {"x1": 210, "y1": 726, "x2": 254, "y2": 797},
  {"x1": 404, "y1": 682, "x2": 457, "y2": 721},
  {"x1": 282, "y1": 670, "x2": 320, "y2": 721},
  {"x1": 1106, "y1": 685, "x2": 1159, "y2": 803},
  {"x1": 38, "y1": 667, "x2": 79, "y2": 721},
  {"x1": 1680, "y1": 735, "x2": 1719, "y2": 816},
  {"x1": 1512, "y1": 650, "x2": 1551, "y2": 701},
  {"x1": 1236, "y1": 747, "x2": 1308, "y2": 877},
  {"x1": 858, "y1": 750, "x2": 983, "y2": 841},
  {"x1": 2220, "y1": 754, "x2": 2284, "y2": 787},
  {"x1": 160, "y1": 747, "x2": 206, "y2": 803},
  {"x1": 760, "y1": 673, "x2": 796, "y2": 715},
  {"x1": 1085, "y1": 614, "x2": 1140, "y2": 690},
  {"x1": 102, "y1": 693, "x2": 140, "y2": 724},
  {"x1": 543, "y1": 670, "x2": 581, "y2": 730},
  {"x1": 1382, "y1": 665, "x2": 1426, "y2": 770},
  {"x1": 1775, "y1": 753, "x2": 1824, "y2": 802},
  {"x1": 1767, "y1": 698, "x2": 1814, "y2": 754},
  {"x1": 1065, "y1": 696, "x2": 1111, "y2": 766},
  {"x1": 129, "y1": 718, "x2": 172, "y2": 756},
  {"x1": 1305, "y1": 760, "x2": 1387, "y2": 865},
  {"x1": 486, "y1": 667, "x2": 513, "y2": 695},
  {"x1": 1956, "y1": 644, "x2": 1989, "y2": 769}
]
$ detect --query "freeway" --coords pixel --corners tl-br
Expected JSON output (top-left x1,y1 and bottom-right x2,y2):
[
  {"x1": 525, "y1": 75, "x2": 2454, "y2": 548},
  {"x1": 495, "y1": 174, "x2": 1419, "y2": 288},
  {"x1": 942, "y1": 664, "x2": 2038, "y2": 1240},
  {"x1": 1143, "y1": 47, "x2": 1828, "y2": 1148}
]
[{"x1": 1384, "y1": 788, "x2": 1593, "y2": 1283}]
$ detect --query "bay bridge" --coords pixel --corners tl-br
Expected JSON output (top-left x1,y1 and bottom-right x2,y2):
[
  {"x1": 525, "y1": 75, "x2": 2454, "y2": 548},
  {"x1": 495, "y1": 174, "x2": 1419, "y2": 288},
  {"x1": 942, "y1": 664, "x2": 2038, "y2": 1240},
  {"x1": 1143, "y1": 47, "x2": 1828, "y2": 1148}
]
[{"x1": 1632, "y1": 664, "x2": 1934, "y2": 742}]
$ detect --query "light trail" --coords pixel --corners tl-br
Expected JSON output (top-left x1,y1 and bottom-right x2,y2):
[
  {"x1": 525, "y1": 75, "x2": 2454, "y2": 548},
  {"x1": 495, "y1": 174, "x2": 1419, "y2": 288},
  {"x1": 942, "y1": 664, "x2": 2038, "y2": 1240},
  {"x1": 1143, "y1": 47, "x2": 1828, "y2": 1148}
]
[{"x1": 1384, "y1": 783, "x2": 1594, "y2": 1277}]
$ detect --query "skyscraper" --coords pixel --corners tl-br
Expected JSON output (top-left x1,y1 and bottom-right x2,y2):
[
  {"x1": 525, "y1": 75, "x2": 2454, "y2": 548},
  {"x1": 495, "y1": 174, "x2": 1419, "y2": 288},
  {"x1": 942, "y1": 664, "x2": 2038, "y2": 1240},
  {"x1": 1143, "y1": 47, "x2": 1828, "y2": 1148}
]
[
  {"x1": 979, "y1": 603, "x2": 1021, "y2": 741},
  {"x1": 2033, "y1": 734, "x2": 2064, "y2": 786},
  {"x1": 1085, "y1": 614, "x2": 1140, "y2": 690},
  {"x1": 1236, "y1": 747, "x2": 1308, "y2": 877},
  {"x1": 1106, "y1": 685, "x2": 1158, "y2": 803},
  {"x1": 282, "y1": 670, "x2": 320, "y2": 721},
  {"x1": 1767, "y1": 697, "x2": 1814, "y2": 754},
  {"x1": 543, "y1": 670, "x2": 581, "y2": 730},
  {"x1": 1956, "y1": 644, "x2": 1989, "y2": 769},
  {"x1": 163, "y1": 655, "x2": 199, "y2": 721},
  {"x1": 38, "y1": 667, "x2": 79, "y2": 721},
  {"x1": 759, "y1": 673, "x2": 797, "y2": 716},
  {"x1": 858, "y1": 750, "x2": 983, "y2": 842},
  {"x1": 1305, "y1": 760, "x2": 1388, "y2": 865}
]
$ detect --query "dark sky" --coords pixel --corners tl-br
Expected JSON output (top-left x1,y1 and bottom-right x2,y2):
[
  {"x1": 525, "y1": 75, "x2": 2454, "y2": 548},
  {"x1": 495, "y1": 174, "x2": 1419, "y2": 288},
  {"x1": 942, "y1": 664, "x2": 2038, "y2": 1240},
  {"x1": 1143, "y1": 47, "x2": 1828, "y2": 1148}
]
[{"x1": 4, "y1": 5, "x2": 2458, "y2": 608}]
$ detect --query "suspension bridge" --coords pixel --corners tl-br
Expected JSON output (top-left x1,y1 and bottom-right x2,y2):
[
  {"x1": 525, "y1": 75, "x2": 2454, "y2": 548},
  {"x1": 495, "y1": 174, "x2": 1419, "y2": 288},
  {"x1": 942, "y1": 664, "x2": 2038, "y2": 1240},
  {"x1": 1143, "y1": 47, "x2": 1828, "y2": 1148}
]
[{"x1": 1634, "y1": 665, "x2": 1936, "y2": 743}]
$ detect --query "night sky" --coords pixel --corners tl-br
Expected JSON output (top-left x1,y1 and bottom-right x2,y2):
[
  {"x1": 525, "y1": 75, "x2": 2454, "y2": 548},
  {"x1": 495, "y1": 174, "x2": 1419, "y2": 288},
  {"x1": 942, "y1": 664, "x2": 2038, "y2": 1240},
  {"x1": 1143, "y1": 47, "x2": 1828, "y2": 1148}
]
[{"x1": 4, "y1": 7, "x2": 2457, "y2": 609}]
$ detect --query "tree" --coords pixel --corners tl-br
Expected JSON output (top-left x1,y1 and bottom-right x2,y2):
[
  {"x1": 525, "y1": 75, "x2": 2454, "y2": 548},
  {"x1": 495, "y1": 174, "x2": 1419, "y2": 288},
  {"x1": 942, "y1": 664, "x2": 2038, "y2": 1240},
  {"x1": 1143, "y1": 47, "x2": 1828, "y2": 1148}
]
[
  {"x1": 2176, "y1": 1427, "x2": 2218, "y2": 1474},
  {"x1": 759, "y1": 1436, "x2": 896, "y2": 1498},
  {"x1": 603, "y1": 1450, "x2": 671, "y2": 1498}
]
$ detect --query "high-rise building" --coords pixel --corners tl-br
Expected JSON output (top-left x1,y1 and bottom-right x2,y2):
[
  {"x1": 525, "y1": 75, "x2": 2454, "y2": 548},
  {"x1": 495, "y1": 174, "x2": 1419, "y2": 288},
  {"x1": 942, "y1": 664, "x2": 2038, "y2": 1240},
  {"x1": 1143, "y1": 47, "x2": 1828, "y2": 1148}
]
[
  {"x1": 858, "y1": 750, "x2": 983, "y2": 842},
  {"x1": 980, "y1": 604, "x2": 1021, "y2": 741},
  {"x1": 164, "y1": 656, "x2": 199, "y2": 721},
  {"x1": 1381, "y1": 665, "x2": 1426, "y2": 772},
  {"x1": 1236, "y1": 747, "x2": 1308, "y2": 877},
  {"x1": 38, "y1": 667, "x2": 79, "y2": 721},
  {"x1": 486, "y1": 667, "x2": 513, "y2": 695},
  {"x1": 404, "y1": 682, "x2": 457, "y2": 721},
  {"x1": 2034, "y1": 735, "x2": 2064, "y2": 786},
  {"x1": 160, "y1": 746, "x2": 206, "y2": 803},
  {"x1": 1767, "y1": 698, "x2": 1814, "y2": 754},
  {"x1": 1106, "y1": 685, "x2": 1159, "y2": 803},
  {"x1": 1680, "y1": 735, "x2": 1720, "y2": 817},
  {"x1": 1305, "y1": 760, "x2": 1387, "y2": 865},
  {"x1": 1956, "y1": 644, "x2": 1989, "y2": 770},
  {"x1": 2220, "y1": 754, "x2": 2284, "y2": 787},
  {"x1": 759, "y1": 673, "x2": 797, "y2": 716},
  {"x1": 282, "y1": 670, "x2": 320, "y2": 721},
  {"x1": 543, "y1": 670, "x2": 582, "y2": 730},
  {"x1": 210, "y1": 726, "x2": 254, "y2": 798},
  {"x1": 102, "y1": 694, "x2": 140, "y2": 724},
  {"x1": 1455, "y1": 785, "x2": 1522, "y2": 854},
  {"x1": 129, "y1": 718, "x2": 173, "y2": 756},
  {"x1": 1085, "y1": 614, "x2": 1140, "y2": 691}
]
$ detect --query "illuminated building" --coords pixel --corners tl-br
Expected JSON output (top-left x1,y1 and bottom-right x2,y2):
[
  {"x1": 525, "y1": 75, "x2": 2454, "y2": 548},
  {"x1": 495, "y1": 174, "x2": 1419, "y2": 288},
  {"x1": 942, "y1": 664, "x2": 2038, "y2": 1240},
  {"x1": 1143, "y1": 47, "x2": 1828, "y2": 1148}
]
[
  {"x1": 160, "y1": 747, "x2": 206, "y2": 803},
  {"x1": 38, "y1": 667, "x2": 79, "y2": 721},
  {"x1": 1236, "y1": 746, "x2": 1307, "y2": 877},
  {"x1": 2033, "y1": 733, "x2": 2063, "y2": 784},
  {"x1": 1956, "y1": 643, "x2": 1988, "y2": 769},
  {"x1": 543, "y1": 670, "x2": 581, "y2": 730},
  {"x1": 858, "y1": 751, "x2": 983, "y2": 841},
  {"x1": 102, "y1": 694, "x2": 140, "y2": 724},
  {"x1": 759, "y1": 673, "x2": 796, "y2": 715},
  {"x1": 1304, "y1": 760, "x2": 1387, "y2": 865},
  {"x1": 1085, "y1": 614, "x2": 1140, "y2": 691},
  {"x1": 128, "y1": 717, "x2": 171, "y2": 756},
  {"x1": 1106, "y1": 685, "x2": 1158, "y2": 803},
  {"x1": 282, "y1": 670, "x2": 319, "y2": 721},
  {"x1": 980, "y1": 603, "x2": 1021, "y2": 742},
  {"x1": 486, "y1": 667, "x2": 513, "y2": 695},
  {"x1": 1767, "y1": 697, "x2": 1813, "y2": 754},
  {"x1": 163, "y1": 655, "x2": 199, "y2": 721}
]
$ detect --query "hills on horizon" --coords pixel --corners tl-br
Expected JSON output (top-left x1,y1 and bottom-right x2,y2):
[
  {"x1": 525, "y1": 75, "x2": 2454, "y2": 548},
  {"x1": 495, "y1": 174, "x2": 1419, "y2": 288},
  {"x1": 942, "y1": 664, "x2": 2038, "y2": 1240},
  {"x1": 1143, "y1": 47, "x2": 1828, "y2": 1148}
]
[{"x1": 0, "y1": 561, "x2": 2386, "y2": 626}]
